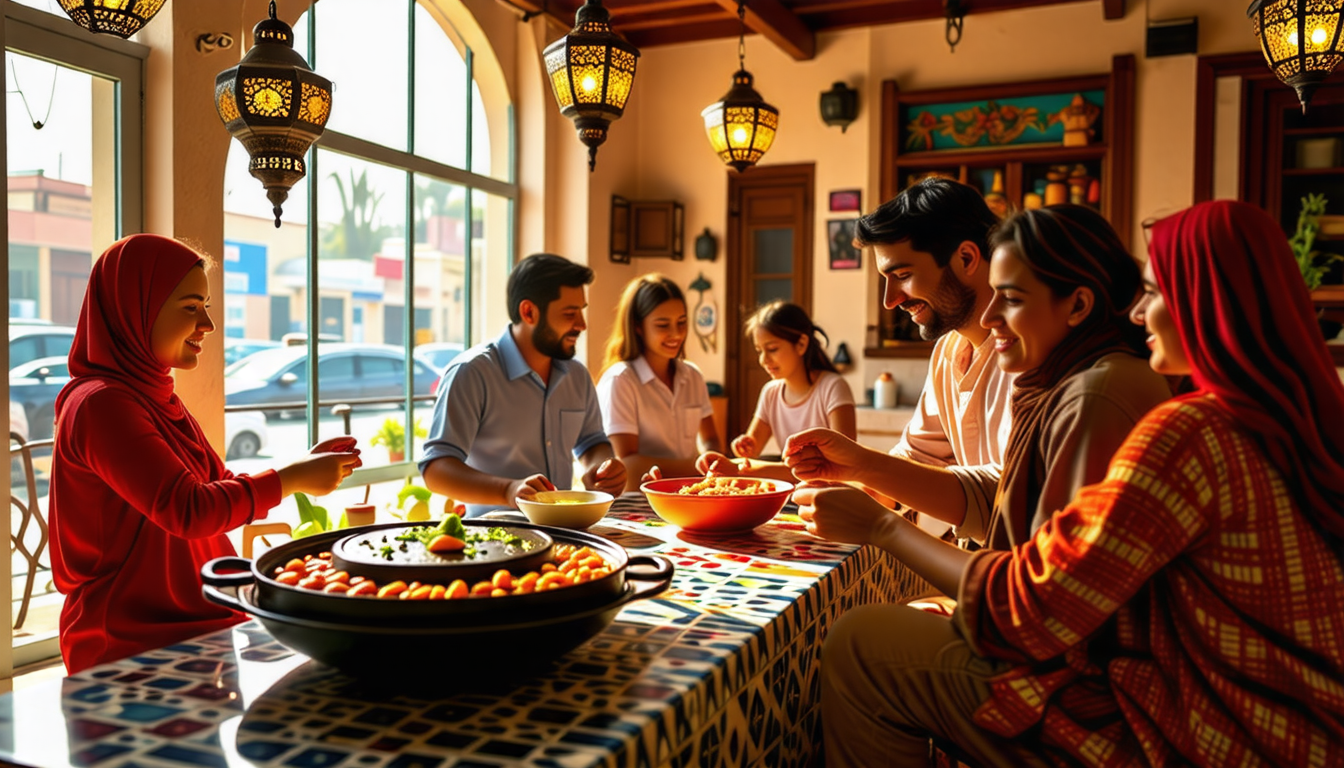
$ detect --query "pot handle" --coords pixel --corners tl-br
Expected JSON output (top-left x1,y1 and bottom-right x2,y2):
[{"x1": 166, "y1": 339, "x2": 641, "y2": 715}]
[
  {"x1": 201, "y1": 583, "x2": 246, "y2": 613},
  {"x1": 623, "y1": 554, "x2": 675, "y2": 600},
  {"x1": 201, "y1": 556, "x2": 256, "y2": 588}
]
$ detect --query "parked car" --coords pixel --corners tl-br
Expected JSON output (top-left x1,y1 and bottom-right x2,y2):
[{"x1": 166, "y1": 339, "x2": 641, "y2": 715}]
[
  {"x1": 224, "y1": 338, "x2": 282, "y2": 367},
  {"x1": 224, "y1": 344, "x2": 438, "y2": 413},
  {"x1": 9, "y1": 356, "x2": 70, "y2": 439},
  {"x1": 225, "y1": 410, "x2": 268, "y2": 460},
  {"x1": 415, "y1": 342, "x2": 465, "y2": 373},
  {"x1": 9, "y1": 325, "x2": 74, "y2": 371}
]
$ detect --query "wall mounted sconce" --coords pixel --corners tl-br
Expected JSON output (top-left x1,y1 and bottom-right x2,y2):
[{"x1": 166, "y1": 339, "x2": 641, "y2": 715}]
[
  {"x1": 819, "y1": 82, "x2": 859, "y2": 132},
  {"x1": 833, "y1": 342, "x2": 853, "y2": 373},
  {"x1": 57, "y1": 0, "x2": 165, "y2": 38},
  {"x1": 543, "y1": 0, "x2": 640, "y2": 172},
  {"x1": 695, "y1": 228, "x2": 717, "y2": 261},
  {"x1": 196, "y1": 33, "x2": 235, "y2": 54},
  {"x1": 944, "y1": 0, "x2": 965, "y2": 52},
  {"x1": 1248, "y1": 0, "x2": 1343, "y2": 112}
]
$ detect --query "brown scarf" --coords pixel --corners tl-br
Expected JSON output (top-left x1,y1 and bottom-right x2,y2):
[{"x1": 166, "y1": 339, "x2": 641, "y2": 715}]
[{"x1": 985, "y1": 321, "x2": 1142, "y2": 550}]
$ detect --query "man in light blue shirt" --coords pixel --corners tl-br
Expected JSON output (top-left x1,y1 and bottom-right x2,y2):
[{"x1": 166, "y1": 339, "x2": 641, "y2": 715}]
[{"x1": 419, "y1": 253, "x2": 627, "y2": 517}]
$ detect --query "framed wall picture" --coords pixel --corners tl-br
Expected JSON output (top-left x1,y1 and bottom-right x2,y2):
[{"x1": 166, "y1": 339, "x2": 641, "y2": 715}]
[
  {"x1": 828, "y1": 189, "x2": 861, "y2": 213},
  {"x1": 828, "y1": 219, "x2": 861, "y2": 270},
  {"x1": 610, "y1": 195, "x2": 630, "y2": 263}
]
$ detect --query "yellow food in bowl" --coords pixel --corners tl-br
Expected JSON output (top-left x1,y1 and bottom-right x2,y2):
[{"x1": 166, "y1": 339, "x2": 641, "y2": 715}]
[{"x1": 517, "y1": 490, "x2": 615, "y2": 529}]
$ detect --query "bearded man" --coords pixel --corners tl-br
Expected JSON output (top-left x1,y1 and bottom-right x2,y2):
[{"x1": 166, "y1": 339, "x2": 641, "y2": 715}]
[{"x1": 420, "y1": 253, "x2": 626, "y2": 517}]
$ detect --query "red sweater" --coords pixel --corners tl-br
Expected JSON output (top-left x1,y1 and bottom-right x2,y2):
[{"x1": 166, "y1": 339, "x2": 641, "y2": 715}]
[{"x1": 49, "y1": 380, "x2": 281, "y2": 674}]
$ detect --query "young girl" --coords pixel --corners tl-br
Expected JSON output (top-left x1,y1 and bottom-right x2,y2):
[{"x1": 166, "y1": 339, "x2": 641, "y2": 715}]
[
  {"x1": 699, "y1": 301, "x2": 854, "y2": 479},
  {"x1": 49, "y1": 234, "x2": 363, "y2": 674},
  {"x1": 597, "y1": 275, "x2": 721, "y2": 490},
  {"x1": 796, "y1": 200, "x2": 1344, "y2": 766}
]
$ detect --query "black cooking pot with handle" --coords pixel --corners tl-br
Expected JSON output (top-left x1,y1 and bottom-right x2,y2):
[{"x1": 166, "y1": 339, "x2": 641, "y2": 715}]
[{"x1": 202, "y1": 520, "x2": 659, "y2": 626}]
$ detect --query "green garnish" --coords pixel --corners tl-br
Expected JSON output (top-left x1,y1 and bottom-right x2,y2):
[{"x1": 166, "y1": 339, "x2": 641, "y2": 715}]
[{"x1": 391, "y1": 514, "x2": 532, "y2": 559}]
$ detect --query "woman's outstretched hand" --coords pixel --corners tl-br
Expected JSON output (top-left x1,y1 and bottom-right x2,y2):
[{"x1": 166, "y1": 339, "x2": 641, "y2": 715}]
[
  {"x1": 783, "y1": 428, "x2": 869, "y2": 484},
  {"x1": 792, "y1": 481, "x2": 893, "y2": 546},
  {"x1": 730, "y1": 434, "x2": 759, "y2": 459},
  {"x1": 278, "y1": 443, "x2": 362, "y2": 498},
  {"x1": 696, "y1": 451, "x2": 743, "y2": 477}
]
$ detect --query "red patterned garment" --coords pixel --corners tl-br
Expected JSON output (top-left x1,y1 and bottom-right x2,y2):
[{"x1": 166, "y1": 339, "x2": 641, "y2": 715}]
[{"x1": 955, "y1": 394, "x2": 1344, "y2": 767}]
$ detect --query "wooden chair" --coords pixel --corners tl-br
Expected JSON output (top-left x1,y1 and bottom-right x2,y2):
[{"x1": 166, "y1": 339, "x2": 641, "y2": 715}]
[{"x1": 11, "y1": 433, "x2": 54, "y2": 630}]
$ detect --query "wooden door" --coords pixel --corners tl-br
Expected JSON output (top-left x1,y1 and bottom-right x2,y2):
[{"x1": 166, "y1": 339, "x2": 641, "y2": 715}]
[{"x1": 725, "y1": 164, "x2": 815, "y2": 442}]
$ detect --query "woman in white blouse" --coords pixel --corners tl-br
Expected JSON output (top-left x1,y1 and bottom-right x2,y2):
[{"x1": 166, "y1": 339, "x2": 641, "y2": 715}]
[{"x1": 597, "y1": 275, "x2": 722, "y2": 491}]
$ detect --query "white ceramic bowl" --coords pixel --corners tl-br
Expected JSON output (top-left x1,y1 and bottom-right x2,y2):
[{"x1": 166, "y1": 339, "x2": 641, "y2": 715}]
[{"x1": 516, "y1": 490, "x2": 615, "y2": 529}]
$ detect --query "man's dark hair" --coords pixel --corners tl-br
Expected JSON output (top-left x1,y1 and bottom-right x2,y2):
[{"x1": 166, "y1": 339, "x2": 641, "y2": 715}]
[
  {"x1": 506, "y1": 253, "x2": 594, "y2": 324},
  {"x1": 854, "y1": 178, "x2": 1000, "y2": 268}
]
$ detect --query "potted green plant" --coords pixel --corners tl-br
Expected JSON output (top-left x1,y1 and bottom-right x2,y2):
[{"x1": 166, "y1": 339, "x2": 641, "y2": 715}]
[
  {"x1": 1290, "y1": 193, "x2": 1343, "y2": 292},
  {"x1": 369, "y1": 417, "x2": 427, "y2": 463}
]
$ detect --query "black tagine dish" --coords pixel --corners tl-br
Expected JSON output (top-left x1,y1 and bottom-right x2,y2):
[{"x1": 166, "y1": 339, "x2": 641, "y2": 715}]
[{"x1": 330, "y1": 523, "x2": 554, "y2": 584}]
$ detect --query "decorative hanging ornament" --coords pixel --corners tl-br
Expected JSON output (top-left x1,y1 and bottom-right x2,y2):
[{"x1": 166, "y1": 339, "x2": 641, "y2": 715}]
[
  {"x1": 215, "y1": 1, "x2": 332, "y2": 227},
  {"x1": 701, "y1": 0, "x2": 779, "y2": 172},
  {"x1": 57, "y1": 0, "x2": 166, "y2": 38},
  {"x1": 1248, "y1": 0, "x2": 1344, "y2": 113},
  {"x1": 543, "y1": 0, "x2": 640, "y2": 172}
]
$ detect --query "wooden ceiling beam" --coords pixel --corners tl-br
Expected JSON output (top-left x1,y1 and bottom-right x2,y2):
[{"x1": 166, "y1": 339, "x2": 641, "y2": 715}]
[{"x1": 711, "y1": 0, "x2": 816, "y2": 60}]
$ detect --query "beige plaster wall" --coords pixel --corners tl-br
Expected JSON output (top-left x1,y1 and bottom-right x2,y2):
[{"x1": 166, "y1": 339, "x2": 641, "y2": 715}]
[{"x1": 593, "y1": 0, "x2": 1263, "y2": 397}]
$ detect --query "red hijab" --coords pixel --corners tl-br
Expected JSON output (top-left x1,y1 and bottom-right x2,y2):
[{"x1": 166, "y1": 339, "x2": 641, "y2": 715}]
[
  {"x1": 1149, "y1": 201, "x2": 1344, "y2": 539},
  {"x1": 55, "y1": 234, "x2": 223, "y2": 481}
]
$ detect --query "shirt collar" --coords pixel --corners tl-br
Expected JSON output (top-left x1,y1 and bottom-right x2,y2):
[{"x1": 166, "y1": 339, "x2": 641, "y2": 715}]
[
  {"x1": 497, "y1": 325, "x2": 572, "y2": 386},
  {"x1": 631, "y1": 355, "x2": 658, "y2": 384}
]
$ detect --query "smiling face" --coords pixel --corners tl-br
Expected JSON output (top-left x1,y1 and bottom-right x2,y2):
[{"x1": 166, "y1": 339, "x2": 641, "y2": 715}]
[
  {"x1": 752, "y1": 326, "x2": 807, "y2": 382},
  {"x1": 531, "y1": 284, "x2": 588, "y2": 361},
  {"x1": 150, "y1": 264, "x2": 214, "y2": 370},
  {"x1": 874, "y1": 240, "x2": 978, "y2": 340},
  {"x1": 981, "y1": 245, "x2": 1088, "y2": 373},
  {"x1": 637, "y1": 298, "x2": 688, "y2": 366},
  {"x1": 1130, "y1": 261, "x2": 1189, "y2": 375}
]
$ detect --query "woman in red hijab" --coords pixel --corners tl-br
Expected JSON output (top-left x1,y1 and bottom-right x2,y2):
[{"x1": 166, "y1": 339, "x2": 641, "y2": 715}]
[
  {"x1": 50, "y1": 234, "x2": 363, "y2": 674},
  {"x1": 800, "y1": 201, "x2": 1344, "y2": 767}
]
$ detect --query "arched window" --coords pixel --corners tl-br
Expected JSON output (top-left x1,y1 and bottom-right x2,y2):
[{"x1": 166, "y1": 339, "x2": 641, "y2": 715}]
[{"x1": 222, "y1": 0, "x2": 516, "y2": 486}]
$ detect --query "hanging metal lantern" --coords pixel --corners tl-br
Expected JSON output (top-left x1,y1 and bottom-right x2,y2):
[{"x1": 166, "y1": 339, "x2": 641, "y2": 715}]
[
  {"x1": 543, "y1": 0, "x2": 640, "y2": 172},
  {"x1": 215, "y1": 1, "x2": 332, "y2": 227},
  {"x1": 1248, "y1": 0, "x2": 1344, "y2": 112},
  {"x1": 56, "y1": 0, "x2": 166, "y2": 38},
  {"x1": 701, "y1": 0, "x2": 779, "y2": 172}
]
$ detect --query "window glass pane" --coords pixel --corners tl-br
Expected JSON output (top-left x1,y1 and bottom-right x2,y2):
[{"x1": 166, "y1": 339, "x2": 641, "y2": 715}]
[
  {"x1": 315, "y1": 150, "x2": 410, "y2": 468},
  {"x1": 754, "y1": 228, "x2": 793, "y2": 274},
  {"x1": 413, "y1": 175, "x2": 467, "y2": 358},
  {"x1": 472, "y1": 189, "x2": 513, "y2": 347},
  {"x1": 755, "y1": 278, "x2": 793, "y2": 307},
  {"x1": 413, "y1": 3, "x2": 466, "y2": 170},
  {"x1": 470, "y1": 81, "x2": 495, "y2": 179},
  {"x1": 300, "y1": 0, "x2": 410, "y2": 152}
]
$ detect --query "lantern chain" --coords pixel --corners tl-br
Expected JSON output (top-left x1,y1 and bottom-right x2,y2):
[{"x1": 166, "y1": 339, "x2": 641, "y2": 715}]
[{"x1": 737, "y1": 0, "x2": 747, "y2": 71}]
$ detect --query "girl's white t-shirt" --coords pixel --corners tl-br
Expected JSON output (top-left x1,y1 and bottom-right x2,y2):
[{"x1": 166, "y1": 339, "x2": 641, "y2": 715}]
[{"x1": 753, "y1": 371, "x2": 854, "y2": 443}]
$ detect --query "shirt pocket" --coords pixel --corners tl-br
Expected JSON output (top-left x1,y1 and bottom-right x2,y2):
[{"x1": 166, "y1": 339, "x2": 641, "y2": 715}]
[{"x1": 560, "y1": 409, "x2": 586, "y2": 455}]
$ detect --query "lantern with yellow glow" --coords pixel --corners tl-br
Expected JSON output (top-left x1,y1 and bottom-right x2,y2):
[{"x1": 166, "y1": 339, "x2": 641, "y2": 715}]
[
  {"x1": 215, "y1": 1, "x2": 332, "y2": 227},
  {"x1": 1248, "y1": 0, "x2": 1344, "y2": 112},
  {"x1": 701, "y1": 0, "x2": 779, "y2": 172},
  {"x1": 544, "y1": 0, "x2": 639, "y2": 172},
  {"x1": 57, "y1": 0, "x2": 166, "y2": 38}
]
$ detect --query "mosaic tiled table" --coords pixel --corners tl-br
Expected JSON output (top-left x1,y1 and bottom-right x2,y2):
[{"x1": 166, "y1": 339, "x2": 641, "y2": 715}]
[{"x1": 0, "y1": 493, "x2": 934, "y2": 768}]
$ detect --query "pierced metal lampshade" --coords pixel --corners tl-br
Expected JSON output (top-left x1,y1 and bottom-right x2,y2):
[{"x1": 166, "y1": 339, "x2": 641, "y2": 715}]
[
  {"x1": 215, "y1": 1, "x2": 332, "y2": 227},
  {"x1": 56, "y1": 0, "x2": 166, "y2": 38},
  {"x1": 543, "y1": 0, "x2": 640, "y2": 172},
  {"x1": 1248, "y1": 0, "x2": 1344, "y2": 112},
  {"x1": 702, "y1": 69, "x2": 779, "y2": 172},
  {"x1": 702, "y1": 0, "x2": 779, "y2": 172}
]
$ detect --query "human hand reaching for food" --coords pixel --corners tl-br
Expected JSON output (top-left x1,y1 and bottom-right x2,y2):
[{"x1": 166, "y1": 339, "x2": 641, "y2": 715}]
[
  {"x1": 696, "y1": 451, "x2": 745, "y2": 477},
  {"x1": 508, "y1": 474, "x2": 555, "y2": 507},
  {"x1": 792, "y1": 481, "x2": 894, "y2": 546},
  {"x1": 730, "y1": 433, "x2": 759, "y2": 459},
  {"x1": 783, "y1": 428, "x2": 870, "y2": 484},
  {"x1": 583, "y1": 458, "x2": 627, "y2": 496},
  {"x1": 279, "y1": 448, "x2": 363, "y2": 497}
]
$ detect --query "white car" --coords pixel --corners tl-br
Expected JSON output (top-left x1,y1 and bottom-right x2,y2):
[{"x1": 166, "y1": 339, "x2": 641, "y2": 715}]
[
  {"x1": 225, "y1": 410, "x2": 268, "y2": 460},
  {"x1": 10, "y1": 400, "x2": 29, "y2": 442}
]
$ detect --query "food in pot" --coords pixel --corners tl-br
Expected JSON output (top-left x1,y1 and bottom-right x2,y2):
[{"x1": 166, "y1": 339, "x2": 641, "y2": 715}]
[
  {"x1": 270, "y1": 543, "x2": 611, "y2": 599},
  {"x1": 677, "y1": 477, "x2": 772, "y2": 496}
]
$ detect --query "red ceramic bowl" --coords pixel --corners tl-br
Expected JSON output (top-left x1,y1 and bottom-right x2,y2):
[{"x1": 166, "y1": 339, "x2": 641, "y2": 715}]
[{"x1": 640, "y1": 476, "x2": 794, "y2": 534}]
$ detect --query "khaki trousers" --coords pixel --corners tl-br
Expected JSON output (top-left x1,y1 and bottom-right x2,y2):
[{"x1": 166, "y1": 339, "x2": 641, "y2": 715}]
[{"x1": 821, "y1": 604, "x2": 1053, "y2": 768}]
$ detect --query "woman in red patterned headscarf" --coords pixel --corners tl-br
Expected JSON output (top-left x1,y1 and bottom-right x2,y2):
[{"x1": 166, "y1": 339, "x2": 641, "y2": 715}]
[
  {"x1": 800, "y1": 200, "x2": 1344, "y2": 767},
  {"x1": 49, "y1": 234, "x2": 363, "y2": 675}
]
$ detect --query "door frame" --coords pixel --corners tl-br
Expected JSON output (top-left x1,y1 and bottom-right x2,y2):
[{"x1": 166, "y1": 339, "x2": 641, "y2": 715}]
[{"x1": 724, "y1": 163, "x2": 815, "y2": 437}]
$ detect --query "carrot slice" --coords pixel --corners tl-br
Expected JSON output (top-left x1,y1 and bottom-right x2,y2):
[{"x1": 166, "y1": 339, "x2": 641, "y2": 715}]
[{"x1": 427, "y1": 534, "x2": 466, "y2": 553}]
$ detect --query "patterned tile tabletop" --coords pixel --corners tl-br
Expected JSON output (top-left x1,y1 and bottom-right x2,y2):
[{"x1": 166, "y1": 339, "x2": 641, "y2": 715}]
[{"x1": 0, "y1": 494, "x2": 932, "y2": 768}]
